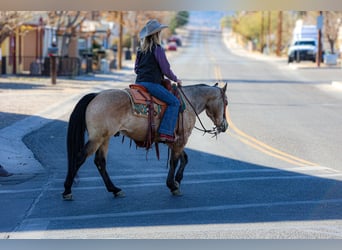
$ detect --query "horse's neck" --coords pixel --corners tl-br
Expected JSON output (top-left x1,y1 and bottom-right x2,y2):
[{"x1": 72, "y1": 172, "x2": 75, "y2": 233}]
[{"x1": 182, "y1": 86, "x2": 212, "y2": 114}]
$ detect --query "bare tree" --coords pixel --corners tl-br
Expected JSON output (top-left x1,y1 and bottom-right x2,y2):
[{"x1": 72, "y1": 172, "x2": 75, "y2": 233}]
[
  {"x1": 99, "y1": 11, "x2": 171, "y2": 68},
  {"x1": 46, "y1": 11, "x2": 88, "y2": 57},
  {"x1": 0, "y1": 11, "x2": 33, "y2": 46},
  {"x1": 125, "y1": 11, "x2": 172, "y2": 52},
  {"x1": 324, "y1": 11, "x2": 342, "y2": 54}
]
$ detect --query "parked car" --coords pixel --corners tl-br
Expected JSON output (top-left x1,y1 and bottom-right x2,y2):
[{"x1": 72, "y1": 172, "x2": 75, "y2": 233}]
[
  {"x1": 166, "y1": 42, "x2": 177, "y2": 51},
  {"x1": 287, "y1": 38, "x2": 323, "y2": 63},
  {"x1": 167, "y1": 35, "x2": 182, "y2": 46}
]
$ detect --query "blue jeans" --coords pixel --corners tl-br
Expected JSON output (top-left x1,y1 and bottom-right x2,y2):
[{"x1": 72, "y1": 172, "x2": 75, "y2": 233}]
[{"x1": 137, "y1": 82, "x2": 180, "y2": 136}]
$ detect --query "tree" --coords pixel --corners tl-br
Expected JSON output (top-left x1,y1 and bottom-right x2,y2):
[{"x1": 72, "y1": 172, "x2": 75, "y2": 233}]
[
  {"x1": 46, "y1": 11, "x2": 88, "y2": 57},
  {"x1": 231, "y1": 11, "x2": 295, "y2": 54},
  {"x1": 0, "y1": 11, "x2": 33, "y2": 46},
  {"x1": 169, "y1": 11, "x2": 189, "y2": 33},
  {"x1": 323, "y1": 11, "x2": 342, "y2": 54},
  {"x1": 100, "y1": 11, "x2": 172, "y2": 69},
  {"x1": 124, "y1": 11, "x2": 172, "y2": 52},
  {"x1": 232, "y1": 11, "x2": 264, "y2": 48},
  {"x1": 220, "y1": 15, "x2": 233, "y2": 29}
]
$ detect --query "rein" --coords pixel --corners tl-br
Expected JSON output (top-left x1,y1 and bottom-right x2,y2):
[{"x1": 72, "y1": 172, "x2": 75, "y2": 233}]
[{"x1": 178, "y1": 85, "x2": 221, "y2": 137}]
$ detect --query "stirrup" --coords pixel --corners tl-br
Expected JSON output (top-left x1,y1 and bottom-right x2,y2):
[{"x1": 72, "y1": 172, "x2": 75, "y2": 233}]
[{"x1": 159, "y1": 134, "x2": 175, "y2": 143}]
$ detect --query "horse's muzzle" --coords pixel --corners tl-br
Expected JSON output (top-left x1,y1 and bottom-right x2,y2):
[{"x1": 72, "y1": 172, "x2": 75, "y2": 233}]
[{"x1": 217, "y1": 119, "x2": 229, "y2": 133}]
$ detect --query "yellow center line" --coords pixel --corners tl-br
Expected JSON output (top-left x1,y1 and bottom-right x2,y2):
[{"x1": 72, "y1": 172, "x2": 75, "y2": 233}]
[
  {"x1": 226, "y1": 110, "x2": 317, "y2": 167},
  {"x1": 213, "y1": 65, "x2": 318, "y2": 167},
  {"x1": 228, "y1": 132, "x2": 310, "y2": 167}
]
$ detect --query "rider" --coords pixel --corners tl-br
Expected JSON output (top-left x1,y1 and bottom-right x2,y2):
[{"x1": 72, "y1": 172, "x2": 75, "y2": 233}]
[{"x1": 134, "y1": 19, "x2": 182, "y2": 143}]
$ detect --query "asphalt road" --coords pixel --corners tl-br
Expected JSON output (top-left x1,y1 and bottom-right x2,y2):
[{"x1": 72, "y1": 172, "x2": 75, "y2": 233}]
[{"x1": 1, "y1": 27, "x2": 342, "y2": 239}]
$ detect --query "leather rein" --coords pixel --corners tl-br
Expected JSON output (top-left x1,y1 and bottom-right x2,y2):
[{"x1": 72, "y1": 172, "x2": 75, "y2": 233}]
[{"x1": 177, "y1": 85, "x2": 227, "y2": 137}]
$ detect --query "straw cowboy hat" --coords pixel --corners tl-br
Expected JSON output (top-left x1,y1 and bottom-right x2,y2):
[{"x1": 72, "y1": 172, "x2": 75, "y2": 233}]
[{"x1": 139, "y1": 19, "x2": 168, "y2": 39}]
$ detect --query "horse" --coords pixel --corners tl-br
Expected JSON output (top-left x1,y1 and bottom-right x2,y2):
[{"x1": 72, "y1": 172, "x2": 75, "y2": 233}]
[{"x1": 62, "y1": 82, "x2": 228, "y2": 200}]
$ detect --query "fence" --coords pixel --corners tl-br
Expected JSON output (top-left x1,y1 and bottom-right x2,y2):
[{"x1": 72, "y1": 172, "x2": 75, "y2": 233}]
[{"x1": 0, "y1": 56, "x2": 82, "y2": 77}]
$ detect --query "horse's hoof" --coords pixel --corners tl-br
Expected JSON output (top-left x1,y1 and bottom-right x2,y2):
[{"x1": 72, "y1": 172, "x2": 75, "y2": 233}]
[
  {"x1": 175, "y1": 181, "x2": 180, "y2": 189},
  {"x1": 114, "y1": 190, "x2": 125, "y2": 198},
  {"x1": 171, "y1": 189, "x2": 182, "y2": 196},
  {"x1": 63, "y1": 193, "x2": 73, "y2": 201}
]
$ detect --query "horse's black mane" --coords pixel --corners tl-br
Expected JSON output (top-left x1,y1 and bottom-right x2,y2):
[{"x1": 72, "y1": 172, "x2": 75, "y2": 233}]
[{"x1": 183, "y1": 83, "x2": 211, "y2": 88}]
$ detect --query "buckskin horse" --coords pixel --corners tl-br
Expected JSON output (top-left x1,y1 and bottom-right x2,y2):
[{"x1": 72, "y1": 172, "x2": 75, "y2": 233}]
[{"x1": 63, "y1": 82, "x2": 228, "y2": 200}]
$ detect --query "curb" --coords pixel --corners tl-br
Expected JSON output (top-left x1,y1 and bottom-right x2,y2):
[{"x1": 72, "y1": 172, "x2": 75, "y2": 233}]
[{"x1": 0, "y1": 66, "x2": 135, "y2": 176}]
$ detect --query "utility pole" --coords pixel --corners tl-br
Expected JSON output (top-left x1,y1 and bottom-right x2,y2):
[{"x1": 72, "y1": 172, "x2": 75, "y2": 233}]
[
  {"x1": 266, "y1": 11, "x2": 271, "y2": 54},
  {"x1": 276, "y1": 11, "x2": 283, "y2": 57},
  {"x1": 50, "y1": 55, "x2": 57, "y2": 84},
  {"x1": 316, "y1": 11, "x2": 323, "y2": 67},
  {"x1": 48, "y1": 42, "x2": 58, "y2": 85},
  {"x1": 117, "y1": 11, "x2": 123, "y2": 70},
  {"x1": 260, "y1": 11, "x2": 265, "y2": 53}
]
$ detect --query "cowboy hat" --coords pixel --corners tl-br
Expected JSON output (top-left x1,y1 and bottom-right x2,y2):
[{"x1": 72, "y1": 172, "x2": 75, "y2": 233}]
[{"x1": 139, "y1": 19, "x2": 168, "y2": 39}]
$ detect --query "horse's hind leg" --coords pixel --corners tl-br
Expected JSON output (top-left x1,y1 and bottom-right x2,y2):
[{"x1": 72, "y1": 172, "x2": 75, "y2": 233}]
[
  {"x1": 63, "y1": 139, "x2": 100, "y2": 200},
  {"x1": 94, "y1": 139, "x2": 124, "y2": 198}
]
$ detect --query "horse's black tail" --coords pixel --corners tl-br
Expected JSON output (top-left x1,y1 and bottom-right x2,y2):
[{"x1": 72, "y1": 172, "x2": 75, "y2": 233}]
[{"x1": 67, "y1": 93, "x2": 97, "y2": 175}]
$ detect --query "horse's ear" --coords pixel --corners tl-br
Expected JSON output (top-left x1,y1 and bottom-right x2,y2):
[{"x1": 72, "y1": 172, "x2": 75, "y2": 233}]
[
  {"x1": 214, "y1": 82, "x2": 219, "y2": 87},
  {"x1": 223, "y1": 82, "x2": 228, "y2": 92}
]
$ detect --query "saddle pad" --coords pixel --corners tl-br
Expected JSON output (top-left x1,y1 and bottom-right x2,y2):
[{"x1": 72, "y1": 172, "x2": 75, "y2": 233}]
[{"x1": 126, "y1": 85, "x2": 167, "y2": 118}]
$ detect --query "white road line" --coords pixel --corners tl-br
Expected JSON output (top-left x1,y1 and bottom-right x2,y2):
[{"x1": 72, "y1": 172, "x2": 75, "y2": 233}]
[
  {"x1": 1, "y1": 172, "x2": 341, "y2": 195},
  {"x1": 72, "y1": 172, "x2": 342, "y2": 191},
  {"x1": 8, "y1": 220, "x2": 342, "y2": 239},
  {"x1": 15, "y1": 198, "x2": 342, "y2": 233},
  {"x1": 52, "y1": 165, "x2": 340, "y2": 182}
]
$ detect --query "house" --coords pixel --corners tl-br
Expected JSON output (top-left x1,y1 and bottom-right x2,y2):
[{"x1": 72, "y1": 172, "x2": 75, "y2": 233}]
[
  {"x1": 0, "y1": 12, "x2": 118, "y2": 76},
  {"x1": 1, "y1": 15, "x2": 55, "y2": 75}
]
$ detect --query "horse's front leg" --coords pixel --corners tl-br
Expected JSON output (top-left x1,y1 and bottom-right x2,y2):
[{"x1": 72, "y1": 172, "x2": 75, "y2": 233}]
[
  {"x1": 166, "y1": 149, "x2": 182, "y2": 196},
  {"x1": 175, "y1": 150, "x2": 188, "y2": 186}
]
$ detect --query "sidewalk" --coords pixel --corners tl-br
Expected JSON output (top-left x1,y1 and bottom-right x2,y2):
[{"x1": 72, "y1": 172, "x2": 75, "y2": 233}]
[
  {"x1": 222, "y1": 29, "x2": 342, "y2": 68},
  {"x1": 221, "y1": 29, "x2": 287, "y2": 63},
  {"x1": 222, "y1": 29, "x2": 342, "y2": 88},
  {"x1": 0, "y1": 61, "x2": 135, "y2": 179}
]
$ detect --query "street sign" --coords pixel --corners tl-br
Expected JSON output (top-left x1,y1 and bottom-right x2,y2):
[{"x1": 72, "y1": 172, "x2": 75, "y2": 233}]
[{"x1": 317, "y1": 15, "x2": 323, "y2": 30}]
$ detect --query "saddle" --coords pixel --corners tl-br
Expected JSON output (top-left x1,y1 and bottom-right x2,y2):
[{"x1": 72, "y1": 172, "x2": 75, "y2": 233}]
[
  {"x1": 127, "y1": 84, "x2": 168, "y2": 119},
  {"x1": 125, "y1": 80, "x2": 183, "y2": 158}
]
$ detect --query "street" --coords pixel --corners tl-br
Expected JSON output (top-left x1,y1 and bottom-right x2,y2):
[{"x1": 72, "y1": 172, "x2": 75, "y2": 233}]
[{"x1": 1, "y1": 27, "x2": 342, "y2": 239}]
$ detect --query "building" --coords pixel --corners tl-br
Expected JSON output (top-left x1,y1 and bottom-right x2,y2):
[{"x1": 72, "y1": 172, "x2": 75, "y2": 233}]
[{"x1": 0, "y1": 15, "x2": 55, "y2": 75}]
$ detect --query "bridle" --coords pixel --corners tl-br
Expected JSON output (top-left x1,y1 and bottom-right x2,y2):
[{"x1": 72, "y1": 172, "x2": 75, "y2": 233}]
[{"x1": 178, "y1": 85, "x2": 228, "y2": 137}]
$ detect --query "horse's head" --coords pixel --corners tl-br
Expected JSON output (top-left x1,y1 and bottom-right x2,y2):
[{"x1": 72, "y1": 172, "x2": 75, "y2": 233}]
[{"x1": 205, "y1": 83, "x2": 229, "y2": 134}]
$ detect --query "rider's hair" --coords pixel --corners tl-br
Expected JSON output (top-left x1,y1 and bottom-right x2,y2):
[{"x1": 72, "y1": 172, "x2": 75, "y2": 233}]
[{"x1": 140, "y1": 31, "x2": 161, "y2": 53}]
